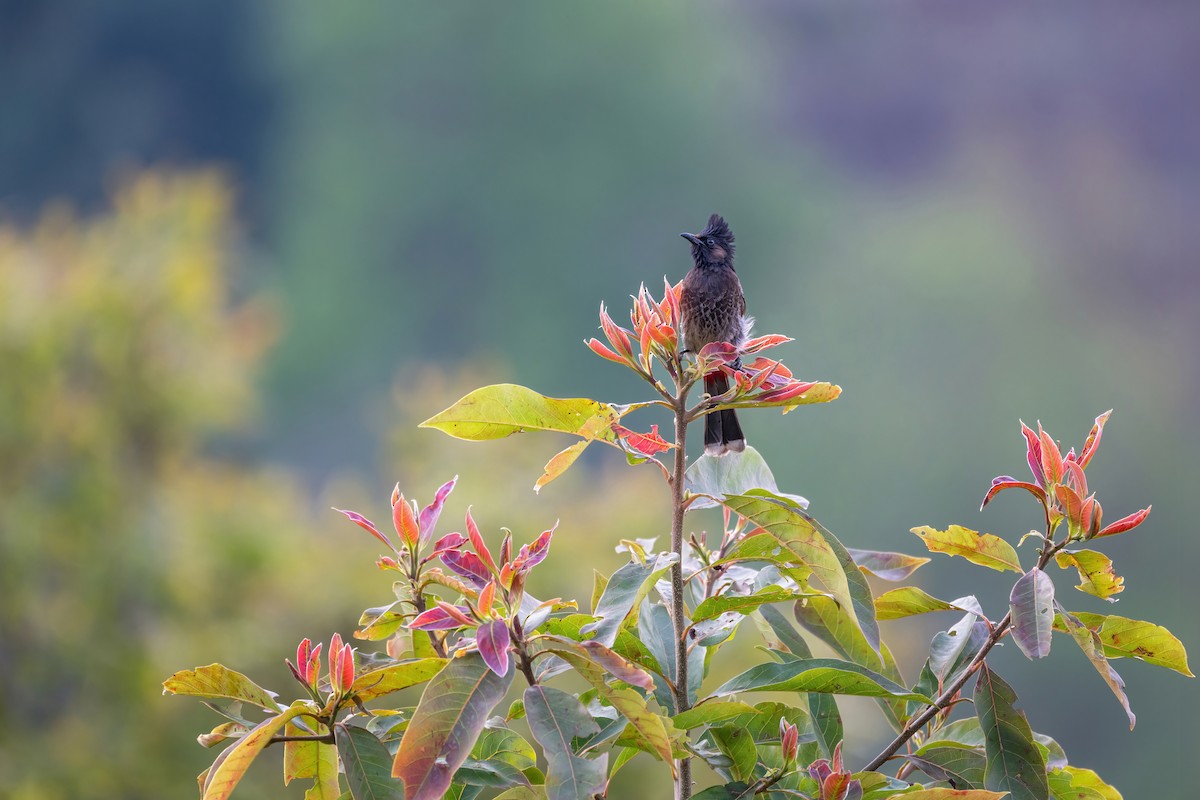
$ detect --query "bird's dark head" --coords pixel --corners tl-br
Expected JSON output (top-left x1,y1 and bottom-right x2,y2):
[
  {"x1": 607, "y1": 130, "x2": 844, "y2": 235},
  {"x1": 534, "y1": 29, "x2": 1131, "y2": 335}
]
[{"x1": 681, "y1": 213, "x2": 735, "y2": 268}]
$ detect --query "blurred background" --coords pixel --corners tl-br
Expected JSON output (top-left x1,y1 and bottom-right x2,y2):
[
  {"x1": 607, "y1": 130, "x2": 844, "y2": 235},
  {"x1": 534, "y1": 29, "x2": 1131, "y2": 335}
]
[{"x1": 2, "y1": 1, "x2": 1196, "y2": 797}]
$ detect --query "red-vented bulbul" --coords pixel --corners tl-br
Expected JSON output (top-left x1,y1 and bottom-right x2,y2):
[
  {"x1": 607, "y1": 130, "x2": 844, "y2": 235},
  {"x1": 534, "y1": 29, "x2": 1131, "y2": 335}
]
[{"x1": 680, "y1": 213, "x2": 753, "y2": 456}]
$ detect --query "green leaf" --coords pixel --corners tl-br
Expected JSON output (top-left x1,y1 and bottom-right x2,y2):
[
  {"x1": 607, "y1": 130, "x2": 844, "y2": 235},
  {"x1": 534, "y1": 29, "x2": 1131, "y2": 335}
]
[
  {"x1": 684, "y1": 445, "x2": 808, "y2": 510},
  {"x1": 1009, "y1": 568, "x2": 1055, "y2": 659},
  {"x1": 1048, "y1": 766, "x2": 1122, "y2": 800},
  {"x1": 907, "y1": 742, "x2": 987, "y2": 789},
  {"x1": 285, "y1": 721, "x2": 339, "y2": 800},
  {"x1": 692, "y1": 586, "x2": 812, "y2": 623},
  {"x1": 755, "y1": 604, "x2": 842, "y2": 759},
  {"x1": 162, "y1": 663, "x2": 279, "y2": 712},
  {"x1": 722, "y1": 490, "x2": 880, "y2": 653},
  {"x1": 1056, "y1": 609, "x2": 1137, "y2": 729},
  {"x1": 494, "y1": 787, "x2": 549, "y2": 800},
  {"x1": 202, "y1": 702, "x2": 309, "y2": 800},
  {"x1": 420, "y1": 384, "x2": 619, "y2": 443},
  {"x1": 580, "y1": 554, "x2": 675, "y2": 647},
  {"x1": 911, "y1": 525, "x2": 1022, "y2": 573},
  {"x1": 875, "y1": 587, "x2": 962, "y2": 620},
  {"x1": 336, "y1": 724, "x2": 403, "y2": 800},
  {"x1": 392, "y1": 651, "x2": 514, "y2": 800},
  {"x1": 973, "y1": 664, "x2": 1049, "y2": 800},
  {"x1": 456, "y1": 722, "x2": 537, "y2": 789},
  {"x1": 673, "y1": 701, "x2": 760, "y2": 730},
  {"x1": 640, "y1": 599, "x2": 703, "y2": 709},
  {"x1": 1057, "y1": 612, "x2": 1193, "y2": 677},
  {"x1": 712, "y1": 657, "x2": 930, "y2": 702},
  {"x1": 351, "y1": 658, "x2": 446, "y2": 702},
  {"x1": 543, "y1": 614, "x2": 661, "y2": 676},
  {"x1": 1053, "y1": 550, "x2": 1124, "y2": 601},
  {"x1": 886, "y1": 791, "x2": 1007, "y2": 799},
  {"x1": 537, "y1": 641, "x2": 674, "y2": 765},
  {"x1": 847, "y1": 548, "x2": 931, "y2": 581},
  {"x1": 709, "y1": 724, "x2": 758, "y2": 783},
  {"x1": 524, "y1": 686, "x2": 608, "y2": 800}
]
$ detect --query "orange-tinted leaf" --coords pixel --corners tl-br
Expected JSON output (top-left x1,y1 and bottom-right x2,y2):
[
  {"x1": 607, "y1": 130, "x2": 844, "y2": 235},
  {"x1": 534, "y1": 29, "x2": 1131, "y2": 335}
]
[
  {"x1": 393, "y1": 495, "x2": 420, "y2": 550},
  {"x1": 535, "y1": 440, "x2": 589, "y2": 493},
  {"x1": 1078, "y1": 409, "x2": 1112, "y2": 469},
  {"x1": 599, "y1": 302, "x2": 633, "y2": 358},
  {"x1": 1039, "y1": 427, "x2": 1063, "y2": 485},
  {"x1": 586, "y1": 337, "x2": 625, "y2": 364}
]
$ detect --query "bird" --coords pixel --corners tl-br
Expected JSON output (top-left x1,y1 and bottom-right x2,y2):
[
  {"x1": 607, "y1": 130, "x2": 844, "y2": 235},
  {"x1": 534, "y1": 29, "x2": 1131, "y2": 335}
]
[{"x1": 680, "y1": 213, "x2": 753, "y2": 456}]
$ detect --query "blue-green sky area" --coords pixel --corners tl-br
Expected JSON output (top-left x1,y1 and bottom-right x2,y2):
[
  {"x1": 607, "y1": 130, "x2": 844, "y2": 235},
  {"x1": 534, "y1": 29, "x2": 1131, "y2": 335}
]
[{"x1": 2, "y1": 2, "x2": 1197, "y2": 797}]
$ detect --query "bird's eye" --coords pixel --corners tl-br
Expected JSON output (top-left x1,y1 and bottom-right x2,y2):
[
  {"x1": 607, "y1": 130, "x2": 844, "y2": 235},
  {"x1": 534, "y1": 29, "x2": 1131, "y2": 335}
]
[{"x1": 706, "y1": 237, "x2": 715, "y2": 247}]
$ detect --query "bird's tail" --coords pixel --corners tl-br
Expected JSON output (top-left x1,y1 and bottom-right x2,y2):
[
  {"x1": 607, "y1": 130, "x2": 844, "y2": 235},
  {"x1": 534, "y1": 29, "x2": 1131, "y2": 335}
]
[{"x1": 703, "y1": 372, "x2": 745, "y2": 457}]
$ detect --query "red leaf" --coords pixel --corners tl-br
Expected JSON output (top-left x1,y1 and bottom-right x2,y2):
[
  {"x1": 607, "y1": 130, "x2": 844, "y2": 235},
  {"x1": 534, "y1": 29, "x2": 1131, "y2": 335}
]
[
  {"x1": 698, "y1": 341, "x2": 740, "y2": 364},
  {"x1": 1096, "y1": 506, "x2": 1151, "y2": 538},
  {"x1": 1063, "y1": 459, "x2": 1088, "y2": 497},
  {"x1": 586, "y1": 337, "x2": 626, "y2": 364},
  {"x1": 1020, "y1": 421, "x2": 1045, "y2": 486},
  {"x1": 757, "y1": 380, "x2": 816, "y2": 403},
  {"x1": 306, "y1": 643, "x2": 322, "y2": 687},
  {"x1": 425, "y1": 532, "x2": 467, "y2": 563},
  {"x1": 336, "y1": 644, "x2": 355, "y2": 694},
  {"x1": 475, "y1": 619, "x2": 510, "y2": 677},
  {"x1": 335, "y1": 508, "x2": 393, "y2": 550},
  {"x1": 418, "y1": 476, "x2": 457, "y2": 548},
  {"x1": 466, "y1": 508, "x2": 498, "y2": 576},
  {"x1": 980, "y1": 477, "x2": 1048, "y2": 511},
  {"x1": 613, "y1": 424, "x2": 672, "y2": 457},
  {"x1": 477, "y1": 581, "x2": 496, "y2": 616},
  {"x1": 1079, "y1": 409, "x2": 1112, "y2": 469}
]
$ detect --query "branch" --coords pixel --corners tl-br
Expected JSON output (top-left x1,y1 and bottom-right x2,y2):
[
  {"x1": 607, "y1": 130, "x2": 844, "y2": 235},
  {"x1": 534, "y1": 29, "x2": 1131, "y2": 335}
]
[
  {"x1": 669, "y1": 382, "x2": 693, "y2": 800},
  {"x1": 860, "y1": 537, "x2": 1069, "y2": 773}
]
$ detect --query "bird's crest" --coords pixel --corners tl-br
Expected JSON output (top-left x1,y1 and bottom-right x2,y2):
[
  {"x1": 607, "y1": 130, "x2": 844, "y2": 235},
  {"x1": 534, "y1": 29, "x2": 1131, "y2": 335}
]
[{"x1": 701, "y1": 214, "x2": 734, "y2": 247}]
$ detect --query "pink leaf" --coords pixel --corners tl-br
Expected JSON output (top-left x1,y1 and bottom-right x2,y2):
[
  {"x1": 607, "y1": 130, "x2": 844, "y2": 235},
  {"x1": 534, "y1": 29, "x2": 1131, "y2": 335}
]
[
  {"x1": 1020, "y1": 421, "x2": 1045, "y2": 486},
  {"x1": 475, "y1": 619, "x2": 511, "y2": 677},
  {"x1": 516, "y1": 526, "x2": 555, "y2": 574},
  {"x1": 409, "y1": 605, "x2": 467, "y2": 631},
  {"x1": 335, "y1": 508, "x2": 393, "y2": 550},
  {"x1": 442, "y1": 549, "x2": 491, "y2": 588},
  {"x1": 418, "y1": 476, "x2": 457, "y2": 548},
  {"x1": 599, "y1": 303, "x2": 633, "y2": 358},
  {"x1": 1039, "y1": 427, "x2": 1064, "y2": 485}
]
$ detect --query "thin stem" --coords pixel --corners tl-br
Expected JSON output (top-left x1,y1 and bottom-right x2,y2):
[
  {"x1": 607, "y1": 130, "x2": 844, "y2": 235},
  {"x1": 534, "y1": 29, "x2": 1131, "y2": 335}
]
[
  {"x1": 670, "y1": 381, "x2": 692, "y2": 800},
  {"x1": 510, "y1": 616, "x2": 539, "y2": 687},
  {"x1": 861, "y1": 536, "x2": 1068, "y2": 773}
]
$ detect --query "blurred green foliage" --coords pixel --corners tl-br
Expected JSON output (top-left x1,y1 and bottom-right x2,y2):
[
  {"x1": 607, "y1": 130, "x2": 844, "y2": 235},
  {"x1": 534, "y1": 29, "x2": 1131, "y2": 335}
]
[{"x1": 0, "y1": 174, "x2": 335, "y2": 799}]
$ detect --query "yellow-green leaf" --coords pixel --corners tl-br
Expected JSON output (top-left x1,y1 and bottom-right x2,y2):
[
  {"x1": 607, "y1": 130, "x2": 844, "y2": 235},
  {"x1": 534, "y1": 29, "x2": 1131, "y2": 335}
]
[
  {"x1": 912, "y1": 525, "x2": 1022, "y2": 573},
  {"x1": 1054, "y1": 549, "x2": 1124, "y2": 601},
  {"x1": 875, "y1": 587, "x2": 961, "y2": 620},
  {"x1": 1057, "y1": 612, "x2": 1193, "y2": 677},
  {"x1": 162, "y1": 663, "x2": 279, "y2": 711},
  {"x1": 351, "y1": 658, "x2": 446, "y2": 702},
  {"x1": 203, "y1": 702, "x2": 310, "y2": 800},
  {"x1": 535, "y1": 440, "x2": 590, "y2": 493},
  {"x1": 420, "y1": 384, "x2": 618, "y2": 442}
]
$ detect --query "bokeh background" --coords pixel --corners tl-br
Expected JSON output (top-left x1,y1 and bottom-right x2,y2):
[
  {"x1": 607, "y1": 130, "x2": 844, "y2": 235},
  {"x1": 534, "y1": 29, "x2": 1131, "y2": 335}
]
[{"x1": 2, "y1": 2, "x2": 1196, "y2": 797}]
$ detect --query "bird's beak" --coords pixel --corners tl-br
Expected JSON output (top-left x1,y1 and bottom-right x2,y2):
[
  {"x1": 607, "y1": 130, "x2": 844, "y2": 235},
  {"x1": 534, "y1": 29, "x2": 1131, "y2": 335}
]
[{"x1": 680, "y1": 233, "x2": 702, "y2": 246}]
